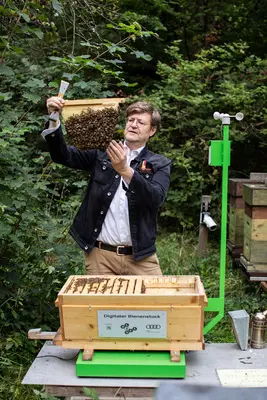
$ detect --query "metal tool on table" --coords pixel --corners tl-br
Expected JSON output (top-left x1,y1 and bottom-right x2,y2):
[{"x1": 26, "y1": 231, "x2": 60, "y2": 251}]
[{"x1": 250, "y1": 311, "x2": 267, "y2": 349}]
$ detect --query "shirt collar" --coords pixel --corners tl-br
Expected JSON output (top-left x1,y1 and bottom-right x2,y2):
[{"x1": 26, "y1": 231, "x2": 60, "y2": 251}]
[{"x1": 124, "y1": 141, "x2": 145, "y2": 157}]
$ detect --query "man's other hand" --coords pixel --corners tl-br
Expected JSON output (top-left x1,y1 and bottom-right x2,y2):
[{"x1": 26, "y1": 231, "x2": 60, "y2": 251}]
[{"x1": 107, "y1": 140, "x2": 133, "y2": 183}]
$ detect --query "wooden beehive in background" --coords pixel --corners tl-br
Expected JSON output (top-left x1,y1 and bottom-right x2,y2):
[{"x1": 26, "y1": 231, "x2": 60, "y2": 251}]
[
  {"x1": 61, "y1": 98, "x2": 125, "y2": 150},
  {"x1": 227, "y1": 177, "x2": 265, "y2": 265},
  {"x1": 228, "y1": 179, "x2": 263, "y2": 248},
  {"x1": 54, "y1": 275, "x2": 207, "y2": 358},
  {"x1": 240, "y1": 183, "x2": 267, "y2": 277}
]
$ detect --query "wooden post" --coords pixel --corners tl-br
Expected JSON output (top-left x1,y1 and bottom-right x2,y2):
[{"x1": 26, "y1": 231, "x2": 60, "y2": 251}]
[{"x1": 197, "y1": 195, "x2": 212, "y2": 255}]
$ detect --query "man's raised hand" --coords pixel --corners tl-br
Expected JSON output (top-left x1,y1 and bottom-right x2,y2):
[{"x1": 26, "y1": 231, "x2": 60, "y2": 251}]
[{"x1": 46, "y1": 96, "x2": 65, "y2": 115}]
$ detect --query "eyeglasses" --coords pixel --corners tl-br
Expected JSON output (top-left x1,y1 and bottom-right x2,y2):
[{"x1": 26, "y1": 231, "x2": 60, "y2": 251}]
[{"x1": 126, "y1": 117, "x2": 149, "y2": 127}]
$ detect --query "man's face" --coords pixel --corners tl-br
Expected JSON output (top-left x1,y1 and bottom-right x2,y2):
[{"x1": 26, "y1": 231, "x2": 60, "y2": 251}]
[{"x1": 124, "y1": 112, "x2": 156, "y2": 149}]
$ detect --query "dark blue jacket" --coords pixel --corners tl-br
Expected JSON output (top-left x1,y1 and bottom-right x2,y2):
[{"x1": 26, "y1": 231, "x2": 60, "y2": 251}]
[{"x1": 45, "y1": 126, "x2": 171, "y2": 260}]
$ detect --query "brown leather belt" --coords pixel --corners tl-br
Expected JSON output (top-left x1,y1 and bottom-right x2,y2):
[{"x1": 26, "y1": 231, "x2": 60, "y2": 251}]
[{"x1": 94, "y1": 241, "x2": 133, "y2": 255}]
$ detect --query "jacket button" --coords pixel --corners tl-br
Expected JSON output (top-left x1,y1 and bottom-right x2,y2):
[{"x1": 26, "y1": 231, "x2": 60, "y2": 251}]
[
  {"x1": 100, "y1": 211, "x2": 104, "y2": 214},
  {"x1": 107, "y1": 192, "x2": 111, "y2": 196},
  {"x1": 51, "y1": 134, "x2": 55, "y2": 138},
  {"x1": 145, "y1": 174, "x2": 149, "y2": 178},
  {"x1": 115, "y1": 174, "x2": 119, "y2": 178},
  {"x1": 102, "y1": 166, "x2": 106, "y2": 170},
  {"x1": 94, "y1": 228, "x2": 98, "y2": 232},
  {"x1": 85, "y1": 246, "x2": 88, "y2": 250}
]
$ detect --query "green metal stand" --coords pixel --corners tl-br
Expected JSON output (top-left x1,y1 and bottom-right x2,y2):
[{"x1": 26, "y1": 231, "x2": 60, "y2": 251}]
[
  {"x1": 76, "y1": 350, "x2": 186, "y2": 378},
  {"x1": 204, "y1": 125, "x2": 230, "y2": 334},
  {"x1": 204, "y1": 112, "x2": 243, "y2": 334}
]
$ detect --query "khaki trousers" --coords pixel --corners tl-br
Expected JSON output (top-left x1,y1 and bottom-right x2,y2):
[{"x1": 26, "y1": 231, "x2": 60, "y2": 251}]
[{"x1": 84, "y1": 247, "x2": 162, "y2": 275}]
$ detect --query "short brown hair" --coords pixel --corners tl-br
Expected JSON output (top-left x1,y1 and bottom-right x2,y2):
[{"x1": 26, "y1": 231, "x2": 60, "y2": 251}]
[{"x1": 126, "y1": 101, "x2": 161, "y2": 133}]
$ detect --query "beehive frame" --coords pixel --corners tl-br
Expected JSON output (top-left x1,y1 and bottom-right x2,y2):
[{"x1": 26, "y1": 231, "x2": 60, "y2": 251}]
[{"x1": 61, "y1": 98, "x2": 125, "y2": 122}]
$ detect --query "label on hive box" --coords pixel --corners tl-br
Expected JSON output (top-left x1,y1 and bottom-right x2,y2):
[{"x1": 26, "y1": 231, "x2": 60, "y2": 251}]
[{"x1": 97, "y1": 310, "x2": 167, "y2": 338}]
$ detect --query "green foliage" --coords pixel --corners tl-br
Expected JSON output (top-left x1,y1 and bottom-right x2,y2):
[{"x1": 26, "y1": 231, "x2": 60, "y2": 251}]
[
  {"x1": 0, "y1": 122, "x2": 84, "y2": 334},
  {"x1": 0, "y1": 5, "x2": 160, "y2": 400},
  {"x1": 83, "y1": 388, "x2": 99, "y2": 399},
  {"x1": 120, "y1": 0, "x2": 267, "y2": 61},
  {"x1": 146, "y1": 41, "x2": 267, "y2": 228}
]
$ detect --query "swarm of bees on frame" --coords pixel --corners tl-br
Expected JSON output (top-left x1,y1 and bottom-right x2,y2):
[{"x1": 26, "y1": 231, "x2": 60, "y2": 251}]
[{"x1": 65, "y1": 107, "x2": 120, "y2": 150}]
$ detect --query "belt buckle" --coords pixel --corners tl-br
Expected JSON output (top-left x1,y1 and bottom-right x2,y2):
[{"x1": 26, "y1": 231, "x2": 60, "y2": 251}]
[{"x1": 116, "y1": 245, "x2": 125, "y2": 255}]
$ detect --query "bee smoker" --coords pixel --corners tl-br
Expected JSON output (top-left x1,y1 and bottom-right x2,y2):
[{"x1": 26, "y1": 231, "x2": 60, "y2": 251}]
[{"x1": 250, "y1": 311, "x2": 267, "y2": 349}]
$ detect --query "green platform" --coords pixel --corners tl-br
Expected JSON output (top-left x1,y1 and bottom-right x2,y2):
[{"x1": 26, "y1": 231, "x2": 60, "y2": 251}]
[{"x1": 76, "y1": 350, "x2": 186, "y2": 378}]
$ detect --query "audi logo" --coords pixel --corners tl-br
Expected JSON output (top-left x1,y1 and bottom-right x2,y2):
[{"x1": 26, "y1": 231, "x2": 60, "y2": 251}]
[{"x1": 146, "y1": 324, "x2": 161, "y2": 329}]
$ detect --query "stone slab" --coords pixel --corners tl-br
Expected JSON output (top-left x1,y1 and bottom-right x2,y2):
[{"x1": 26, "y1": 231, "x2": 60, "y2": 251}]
[{"x1": 22, "y1": 342, "x2": 267, "y2": 388}]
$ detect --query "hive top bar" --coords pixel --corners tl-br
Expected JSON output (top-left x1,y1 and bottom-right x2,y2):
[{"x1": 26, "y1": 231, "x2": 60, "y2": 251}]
[
  {"x1": 61, "y1": 98, "x2": 125, "y2": 122},
  {"x1": 58, "y1": 275, "x2": 206, "y2": 297}
]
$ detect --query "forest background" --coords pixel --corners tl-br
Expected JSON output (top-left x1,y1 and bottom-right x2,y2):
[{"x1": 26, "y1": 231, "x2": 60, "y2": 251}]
[{"x1": 1, "y1": 0, "x2": 267, "y2": 398}]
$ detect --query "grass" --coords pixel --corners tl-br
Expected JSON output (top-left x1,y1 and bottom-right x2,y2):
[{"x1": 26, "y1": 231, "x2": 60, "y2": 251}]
[
  {"x1": 157, "y1": 231, "x2": 267, "y2": 342},
  {"x1": 0, "y1": 231, "x2": 266, "y2": 399}
]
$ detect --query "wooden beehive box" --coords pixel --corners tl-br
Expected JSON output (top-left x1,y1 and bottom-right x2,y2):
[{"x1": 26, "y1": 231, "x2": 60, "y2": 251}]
[
  {"x1": 54, "y1": 275, "x2": 207, "y2": 357},
  {"x1": 243, "y1": 184, "x2": 267, "y2": 265},
  {"x1": 228, "y1": 178, "x2": 263, "y2": 247},
  {"x1": 61, "y1": 98, "x2": 125, "y2": 122}
]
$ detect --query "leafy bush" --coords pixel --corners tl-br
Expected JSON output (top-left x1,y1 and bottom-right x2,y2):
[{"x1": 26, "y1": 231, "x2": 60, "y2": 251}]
[
  {"x1": 0, "y1": 0, "x2": 158, "y2": 340},
  {"x1": 147, "y1": 41, "x2": 267, "y2": 228}
]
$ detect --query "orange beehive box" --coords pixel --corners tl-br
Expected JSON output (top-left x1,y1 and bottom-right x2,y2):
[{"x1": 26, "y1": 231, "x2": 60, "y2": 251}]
[{"x1": 54, "y1": 275, "x2": 207, "y2": 358}]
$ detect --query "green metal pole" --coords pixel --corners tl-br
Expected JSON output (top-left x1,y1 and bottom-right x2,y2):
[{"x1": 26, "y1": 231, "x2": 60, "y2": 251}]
[
  {"x1": 204, "y1": 112, "x2": 243, "y2": 335},
  {"x1": 219, "y1": 124, "x2": 230, "y2": 304},
  {"x1": 204, "y1": 119, "x2": 231, "y2": 335}
]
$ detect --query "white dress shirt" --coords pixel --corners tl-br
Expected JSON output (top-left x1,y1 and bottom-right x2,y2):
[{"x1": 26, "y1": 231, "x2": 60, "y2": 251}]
[{"x1": 97, "y1": 144, "x2": 144, "y2": 246}]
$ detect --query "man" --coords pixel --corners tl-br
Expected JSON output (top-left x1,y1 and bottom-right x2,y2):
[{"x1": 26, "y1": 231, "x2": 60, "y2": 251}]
[{"x1": 43, "y1": 97, "x2": 171, "y2": 275}]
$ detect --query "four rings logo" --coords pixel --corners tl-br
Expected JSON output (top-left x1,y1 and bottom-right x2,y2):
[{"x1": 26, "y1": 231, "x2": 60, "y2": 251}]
[
  {"x1": 120, "y1": 323, "x2": 137, "y2": 334},
  {"x1": 146, "y1": 324, "x2": 161, "y2": 329}
]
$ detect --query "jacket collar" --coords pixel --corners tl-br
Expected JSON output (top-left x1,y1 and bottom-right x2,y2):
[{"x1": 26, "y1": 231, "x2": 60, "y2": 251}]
[{"x1": 134, "y1": 146, "x2": 150, "y2": 162}]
